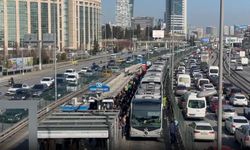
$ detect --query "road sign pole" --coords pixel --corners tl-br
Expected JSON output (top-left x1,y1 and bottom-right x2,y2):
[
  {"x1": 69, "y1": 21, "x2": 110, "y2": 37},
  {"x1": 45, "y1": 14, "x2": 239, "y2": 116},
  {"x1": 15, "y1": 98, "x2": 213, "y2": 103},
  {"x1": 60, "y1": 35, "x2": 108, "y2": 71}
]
[{"x1": 38, "y1": 41, "x2": 42, "y2": 70}]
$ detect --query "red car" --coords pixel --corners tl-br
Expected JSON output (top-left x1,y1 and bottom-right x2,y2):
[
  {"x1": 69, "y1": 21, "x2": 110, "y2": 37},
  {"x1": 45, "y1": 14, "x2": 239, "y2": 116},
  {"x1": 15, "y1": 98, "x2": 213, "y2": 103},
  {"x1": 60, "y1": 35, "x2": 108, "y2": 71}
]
[{"x1": 209, "y1": 97, "x2": 228, "y2": 113}]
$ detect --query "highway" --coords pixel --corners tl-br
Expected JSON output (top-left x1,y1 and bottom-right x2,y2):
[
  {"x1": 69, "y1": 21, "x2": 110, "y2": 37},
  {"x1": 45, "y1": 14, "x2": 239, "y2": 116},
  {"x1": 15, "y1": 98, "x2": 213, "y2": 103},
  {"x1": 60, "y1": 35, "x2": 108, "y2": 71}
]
[
  {"x1": 0, "y1": 48, "x2": 169, "y2": 150},
  {"x1": 173, "y1": 50, "x2": 250, "y2": 150}
]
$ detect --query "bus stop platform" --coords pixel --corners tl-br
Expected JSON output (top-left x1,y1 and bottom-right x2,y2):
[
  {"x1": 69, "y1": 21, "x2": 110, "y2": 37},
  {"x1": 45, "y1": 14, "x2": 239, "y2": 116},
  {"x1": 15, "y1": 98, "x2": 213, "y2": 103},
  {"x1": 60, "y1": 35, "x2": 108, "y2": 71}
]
[{"x1": 38, "y1": 110, "x2": 120, "y2": 150}]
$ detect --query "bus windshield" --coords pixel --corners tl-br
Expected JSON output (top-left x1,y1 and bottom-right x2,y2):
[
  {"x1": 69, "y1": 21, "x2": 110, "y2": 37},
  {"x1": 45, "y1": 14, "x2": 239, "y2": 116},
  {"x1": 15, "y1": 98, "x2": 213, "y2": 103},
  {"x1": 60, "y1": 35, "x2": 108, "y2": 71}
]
[
  {"x1": 131, "y1": 102, "x2": 161, "y2": 128},
  {"x1": 179, "y1": 77, "x2": 190, "y2": 83},
  {"x1": 210, "y1": 69, "x2": 218, "y2": 73},
  {"x1": 188, "y1": 100, "x2": 205, "y2": 109}
]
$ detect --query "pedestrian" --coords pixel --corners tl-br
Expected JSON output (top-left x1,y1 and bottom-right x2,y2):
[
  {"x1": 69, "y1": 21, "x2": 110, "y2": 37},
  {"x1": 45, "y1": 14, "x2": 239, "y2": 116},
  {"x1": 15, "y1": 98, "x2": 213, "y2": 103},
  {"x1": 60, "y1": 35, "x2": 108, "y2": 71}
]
[{"x1": 170, "y1": 120, "x2": 177, "y2": 144}]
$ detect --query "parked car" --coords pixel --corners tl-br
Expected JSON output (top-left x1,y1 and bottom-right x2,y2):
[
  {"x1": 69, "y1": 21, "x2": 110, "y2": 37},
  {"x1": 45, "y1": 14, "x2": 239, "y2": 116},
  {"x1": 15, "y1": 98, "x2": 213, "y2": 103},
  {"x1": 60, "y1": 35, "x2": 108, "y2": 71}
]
[
  {"x1": 229, "y1": 93, "x2": 248, "y2": 106},
  {"x1": 31, "y1": 84, "x2": 48, "y2": 97},
  {"x1": 225, "y1": 116, "x2": 249, "y2": 134},
  {"x1": 40, "y1": 77, "x2": 54, "y2": 87},
  {"x1": 189, "y1": 121, "x2": 216, "y2": 141},
  {"x1": 6, "y1": 83, "x2": 30, "y2": 95},
  {"x1": 234, "y1": 125, "x2": 250, "y2": 149},
  {"x1": 11, "y1": 89, "x2": 31, "y2": 100},
  {"x1": 0, "y1": 109, "x2": 28, "y2": 123}
]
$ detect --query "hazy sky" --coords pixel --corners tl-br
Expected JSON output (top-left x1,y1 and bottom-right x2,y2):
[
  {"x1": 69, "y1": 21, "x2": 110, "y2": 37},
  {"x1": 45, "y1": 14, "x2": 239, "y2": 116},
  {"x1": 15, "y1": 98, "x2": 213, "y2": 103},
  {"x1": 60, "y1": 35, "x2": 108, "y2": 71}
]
[{"x1": 102, "y1": 0, "x2": 250, "y2": 27}]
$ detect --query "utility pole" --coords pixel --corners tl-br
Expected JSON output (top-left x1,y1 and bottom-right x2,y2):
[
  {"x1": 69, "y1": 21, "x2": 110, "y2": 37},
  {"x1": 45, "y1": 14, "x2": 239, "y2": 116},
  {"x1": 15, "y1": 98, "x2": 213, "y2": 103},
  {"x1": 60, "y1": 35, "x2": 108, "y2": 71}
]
[
  {"x1": 217, "y1": 0, "x2": 224, "y2": 150},
  {"x1": 53, "y1": 4, "x2": 57, "y2": 101}
]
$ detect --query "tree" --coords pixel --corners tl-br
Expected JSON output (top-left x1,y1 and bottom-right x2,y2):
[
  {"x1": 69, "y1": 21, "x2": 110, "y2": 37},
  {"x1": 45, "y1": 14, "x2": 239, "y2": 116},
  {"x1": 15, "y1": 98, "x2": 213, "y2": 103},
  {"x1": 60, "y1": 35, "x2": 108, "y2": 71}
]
[
  {"x1": 124, "y1": 28, "x2": 132, "y2": 39},
  {"x1": 106, "y1": 24, "x2": 112, "y2": 39}
]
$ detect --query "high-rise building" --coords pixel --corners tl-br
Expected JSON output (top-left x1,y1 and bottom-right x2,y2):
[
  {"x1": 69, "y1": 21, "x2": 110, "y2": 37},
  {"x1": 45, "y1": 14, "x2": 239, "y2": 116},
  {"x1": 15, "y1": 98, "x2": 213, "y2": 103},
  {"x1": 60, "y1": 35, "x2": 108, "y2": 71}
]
[
  {"x1": 206, "y1": 26, "x2": 217, "y2": 37},
  {"x1": 0, "y1": 0, "x2": 101, "y2": 57},
  {"x1": 115, "y1": 0, "x2": 134, "y2": 28},
  {"x1": 224, "y1": 25, "x2": 230, "y2": 36},
  {"x1": 131, "y1": 17, "x2": 154, "y2": 30},
  {"x1": 229, "y1": 26, "x2": 235, "y2": 36},
  {"x1": 165, "y1": 0, "x2": 187, "y2": 37}
]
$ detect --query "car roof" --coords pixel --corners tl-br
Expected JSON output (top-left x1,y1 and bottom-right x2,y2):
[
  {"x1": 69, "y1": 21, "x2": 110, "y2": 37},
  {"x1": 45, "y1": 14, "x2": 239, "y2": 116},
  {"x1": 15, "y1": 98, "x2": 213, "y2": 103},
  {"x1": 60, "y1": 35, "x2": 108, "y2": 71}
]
[
  {"x1": 194, "y1": 121, "x2": 212, "y2": 126},
  {"x1": 231, "y1": 116, "x2": 247, "y2": 120},
  {"x1": 234, "y1": 93, "x2": 245, "y2": 97}
]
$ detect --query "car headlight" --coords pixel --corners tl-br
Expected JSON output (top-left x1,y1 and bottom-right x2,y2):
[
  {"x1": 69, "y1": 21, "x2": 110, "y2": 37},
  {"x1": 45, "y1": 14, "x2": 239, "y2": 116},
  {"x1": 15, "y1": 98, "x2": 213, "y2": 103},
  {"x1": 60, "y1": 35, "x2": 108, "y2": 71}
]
[{"x1": 22, "y1": 96, "x2": 25, "y2": 100}]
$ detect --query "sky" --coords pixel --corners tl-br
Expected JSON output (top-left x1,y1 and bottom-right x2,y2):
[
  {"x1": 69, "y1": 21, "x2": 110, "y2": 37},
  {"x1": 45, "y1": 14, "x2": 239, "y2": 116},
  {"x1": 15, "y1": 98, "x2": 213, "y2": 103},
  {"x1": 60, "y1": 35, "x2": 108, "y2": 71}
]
[{"x1": 102, "y1": 0, "x2": 250, "y2": 27}]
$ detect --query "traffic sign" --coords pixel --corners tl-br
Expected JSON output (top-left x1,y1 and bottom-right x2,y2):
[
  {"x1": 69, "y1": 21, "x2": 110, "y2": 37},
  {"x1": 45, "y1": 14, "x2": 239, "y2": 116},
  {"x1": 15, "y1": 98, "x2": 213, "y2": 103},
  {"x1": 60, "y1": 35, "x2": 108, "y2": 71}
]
[{"x1": 88, "y1": 82, "x2": 110, "y2": 92}]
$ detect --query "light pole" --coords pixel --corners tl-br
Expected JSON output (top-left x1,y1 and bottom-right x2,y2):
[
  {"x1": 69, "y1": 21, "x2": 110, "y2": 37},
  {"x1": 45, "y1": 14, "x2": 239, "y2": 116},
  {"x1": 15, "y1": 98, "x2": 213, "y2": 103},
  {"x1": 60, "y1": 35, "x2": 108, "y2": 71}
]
[
  {"x1": 22, "y1": 39, "x2": 24, "y2": 75},
  {"x1": 53, "y1": 3, "x2": 57, "y2": 101},
  {"x1": 217, "y1": 0, "x2": 224, "y2": 150}
]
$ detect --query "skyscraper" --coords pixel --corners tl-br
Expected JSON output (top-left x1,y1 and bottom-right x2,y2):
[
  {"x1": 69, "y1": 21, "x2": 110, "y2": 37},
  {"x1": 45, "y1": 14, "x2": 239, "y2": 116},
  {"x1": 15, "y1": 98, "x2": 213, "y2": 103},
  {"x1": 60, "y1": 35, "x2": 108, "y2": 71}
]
[
  {"x1": 206, "y1": 26, "x2": 217, "y2": 37},
  {"x1": 224, "y1": 26, "x2": 230, "y2": 36},
  {"x1": 165, "y1": 0, "x2": 187, "y2": 37},
  {"x1": 115, "y1": 0, "x2": 134, "y2": 28}
]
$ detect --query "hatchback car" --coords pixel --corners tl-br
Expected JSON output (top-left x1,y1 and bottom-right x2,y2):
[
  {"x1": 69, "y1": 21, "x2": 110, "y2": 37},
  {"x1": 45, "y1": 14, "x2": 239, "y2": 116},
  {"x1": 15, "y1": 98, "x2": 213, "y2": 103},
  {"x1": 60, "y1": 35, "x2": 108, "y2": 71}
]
[
  {"x1": 189, "y1": 121, "x2": 216, "y2": 141},
  {"x1": 225, "y1": 116, "x2": 249, "y2": 134},
  {"x1": 11, "y1": 89, "x2": 31, "y2": 100}
]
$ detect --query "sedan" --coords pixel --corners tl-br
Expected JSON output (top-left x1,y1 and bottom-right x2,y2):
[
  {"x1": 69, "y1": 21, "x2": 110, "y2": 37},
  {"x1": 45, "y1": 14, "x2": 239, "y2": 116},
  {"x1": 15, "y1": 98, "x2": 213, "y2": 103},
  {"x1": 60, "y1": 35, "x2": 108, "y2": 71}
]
[
  {"x1": 216, "y1": 105, "x2": 237, "y2": 120},
  {"x1": 6, "y1": 83, "x2": 30, "y2": 95},
  {"x1": 235, "y1": 65, "x2": 243, "y2": 71},
  {"x1": 234, "y1": 125, "x2": 250, "y2": 149},
  {"x1": 31, "y1": 84, "x2": 48, "y2": 97},
  {"x1": 200, "y1": 83, "x2": 215, "y2": 91},
  {"x1": 225, "y1": 116, "x2": 249, "y2": 134},
  {"x1": 11, "y1": 89, "x2": 31, "y2": 100},
  {"x1": 189, "y1": 121, "x2": 216, "y2": 141},
  {"x1": 40, "y1": 77, "x2": 54, "y2": 87},
  {"x1": 230, "y1": 93, "x2": 248, "y2": 106}
]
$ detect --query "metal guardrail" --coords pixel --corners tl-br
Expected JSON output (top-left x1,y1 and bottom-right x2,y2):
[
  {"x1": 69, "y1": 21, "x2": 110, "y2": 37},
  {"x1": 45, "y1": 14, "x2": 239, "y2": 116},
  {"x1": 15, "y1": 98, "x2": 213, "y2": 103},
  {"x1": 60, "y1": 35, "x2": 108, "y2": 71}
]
[
  {"x1": 0, "y1": 74, "x2": 117, "y2": 144},
  {"x1": 167, "y1": 48, "x2": 196, "y2": 150}
]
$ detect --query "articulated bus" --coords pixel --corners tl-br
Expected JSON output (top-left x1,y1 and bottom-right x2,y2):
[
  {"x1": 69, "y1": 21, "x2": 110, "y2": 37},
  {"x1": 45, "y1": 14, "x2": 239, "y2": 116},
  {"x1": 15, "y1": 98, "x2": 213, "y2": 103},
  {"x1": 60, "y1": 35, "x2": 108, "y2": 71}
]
[{"x1": 130, "y1": 95, "x2": 162, "y2": 138}]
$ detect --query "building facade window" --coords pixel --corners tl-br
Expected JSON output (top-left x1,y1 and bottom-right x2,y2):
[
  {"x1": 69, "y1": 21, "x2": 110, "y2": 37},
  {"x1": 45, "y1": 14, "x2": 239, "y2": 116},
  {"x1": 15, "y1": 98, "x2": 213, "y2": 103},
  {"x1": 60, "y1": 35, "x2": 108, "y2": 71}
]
[
  {"x1": 7, "y1": 0, "x2": 16, "y2": 45},
  {"x1": 41, "y1": 3, "x2": 48, "y2": 34}
]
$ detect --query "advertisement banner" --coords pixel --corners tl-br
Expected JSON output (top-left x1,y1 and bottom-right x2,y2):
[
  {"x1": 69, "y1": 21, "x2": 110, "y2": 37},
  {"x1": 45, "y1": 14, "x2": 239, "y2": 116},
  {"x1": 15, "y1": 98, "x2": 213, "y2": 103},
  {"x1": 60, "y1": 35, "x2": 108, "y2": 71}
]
[
  {"x1": 7, "y1": 57, "x2": 33, "y2": 71},
  {"x1": 153, "y1": 30, "x2": 165, "y2": 38}
]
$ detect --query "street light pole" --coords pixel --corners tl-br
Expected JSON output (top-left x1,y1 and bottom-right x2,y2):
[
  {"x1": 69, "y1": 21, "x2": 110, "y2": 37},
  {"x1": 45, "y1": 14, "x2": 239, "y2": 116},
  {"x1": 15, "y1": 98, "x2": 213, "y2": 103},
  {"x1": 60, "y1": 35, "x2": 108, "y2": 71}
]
[
  {"x1": 217, "y1": 0, "x2": 224, "y2": 150},
  {"x1": 53, "y1": 3, "x2": 57, "y2": 101}
]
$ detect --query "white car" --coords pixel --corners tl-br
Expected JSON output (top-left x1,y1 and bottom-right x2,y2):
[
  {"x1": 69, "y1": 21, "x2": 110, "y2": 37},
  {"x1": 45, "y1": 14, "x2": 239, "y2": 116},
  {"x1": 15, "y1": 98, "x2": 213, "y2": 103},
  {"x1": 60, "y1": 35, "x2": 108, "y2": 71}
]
[
  {"x1": 216, "y1": 105, "x2": 237, "y2": 120},
  {"x1": 7, "y1": 83, "x2": 30, "y2": 95},
  {"x1": 40, "y1": 77, "x2": 54, "y2": 87},
  {"x1": 64, "y1": 69, "x2": 77, "y2": 76},
  {"x1": 225, "y1": 116, "x2": 249, "y2": 134},
  {"x1": 189, "y1": 121, "x2": 216, "y2": 141},
  {"x1": 235, "y1": 65, "x2": 243, "y2": 71},
  {"x1": 234, "y1": 125, "x2": 250, "y2": 149},
  {"x1": 85, "y1": 69, "x2": 94, "y2": 76},
  {"x1": 231, "y1": 58, "x2": 237, "y2": 63},
  {"x1": 65, "y1": 74, "x2": 79, "y2": 85},
  {"x1": 80, "y1": 67, "x2": 89, "y2": 74},
  {"x1": 230, "y1": 93, "x2": 248, "y2": 106},
  {"x1": 200, "y1": 83, "x2": 215, "y2": 91}
]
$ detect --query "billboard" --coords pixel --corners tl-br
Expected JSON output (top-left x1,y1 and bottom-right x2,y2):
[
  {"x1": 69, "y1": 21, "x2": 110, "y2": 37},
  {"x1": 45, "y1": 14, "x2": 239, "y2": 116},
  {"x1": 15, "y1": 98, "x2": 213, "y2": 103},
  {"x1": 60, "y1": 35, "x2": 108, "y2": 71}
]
[
  {"x1": 7, "y1": 57, "x2": 33, "y2": 71},
  {"x1": 153, "y1": 30, "x2": 165, "y2": 38}
]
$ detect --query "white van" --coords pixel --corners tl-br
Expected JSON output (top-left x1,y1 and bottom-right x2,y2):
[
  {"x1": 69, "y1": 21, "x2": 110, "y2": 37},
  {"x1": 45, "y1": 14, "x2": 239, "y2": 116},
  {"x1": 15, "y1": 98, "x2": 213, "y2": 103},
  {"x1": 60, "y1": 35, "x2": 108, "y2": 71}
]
[
  {"x1": 208, "y1": 66, "x2": 219, "y2": 77},
  {"x1": 177, "y1": 74, "x2": 191, "y2": 88},
  {"x1": 184, "y1": 92, "x2": 207, "y2": 119}
]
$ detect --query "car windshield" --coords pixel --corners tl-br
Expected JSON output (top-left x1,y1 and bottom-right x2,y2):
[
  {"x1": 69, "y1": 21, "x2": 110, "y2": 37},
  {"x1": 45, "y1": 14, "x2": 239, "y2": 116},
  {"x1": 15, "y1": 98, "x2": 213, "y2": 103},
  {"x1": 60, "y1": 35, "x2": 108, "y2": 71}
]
[
  {"x1": 179, "y1": 77, "x2": 189, "y2": 83},
  {"x1": 67, "y1": 75, "x2": 75, "y2": 78},
  {"x1": 200, "y1": 80, "x2": 209, "y2": 86},
  {"x1": 232, "y1": 89, "x2": 241, "y2": 93},
  {"x1": 177, "y1": 86, "x2": 186, "y2": 90},
  {"x1": 16, "y1": 89, "x2": 27, "y2": 94},
  {"x1": 66, "y1": 70, "x2": 73, "y2": 73},
  {"x1": 234, "y1": 119, "x2": 248, "y2": 123},
  {"x1": 210, "y1": 69, "x2": 218, "y2": 73},
  {"x1": 86, "y1": 70, "x2": 92, "y2": 73},
  {"x1": 196, "y1": 125, "x2": 213, "y2": 130},
  {"x1": 223, "y1": 108, "x2": 235, "y2": 112},
  {"x1": 13, "y1": 84, "x2": 22, "y2": 88},
  {"x1": 42, "y1": 78, "x2": 51, "y2": 81},
  {"x1": 188, "y1": 100, "x2": 205, "y2": 108},
  {"x1": 33, "y1": 84, "x2": 44, "y2": 90},
  {"x1": 205, "y1": 85, "x2": 213, "y2": 88},
  {"x1": 235, "y1": 96, "x2": 245, "y2": 99},
  {"x1": 57, "y1": 74, "x2": 64, "y2": 77},
  {"x1": 131, "y1": 102, "x2": 161, "y2": 128}
]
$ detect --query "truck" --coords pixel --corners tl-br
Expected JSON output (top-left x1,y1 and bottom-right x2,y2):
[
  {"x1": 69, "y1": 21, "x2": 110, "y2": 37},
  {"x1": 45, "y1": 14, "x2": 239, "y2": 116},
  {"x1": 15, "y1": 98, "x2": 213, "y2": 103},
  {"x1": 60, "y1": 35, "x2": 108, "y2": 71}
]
[
  {"x1": 241, "y1": 57, "x2": 249, "y2": 66},
  {"x1": 239, "y1": 51, "x2": 246, "y2": 58}
]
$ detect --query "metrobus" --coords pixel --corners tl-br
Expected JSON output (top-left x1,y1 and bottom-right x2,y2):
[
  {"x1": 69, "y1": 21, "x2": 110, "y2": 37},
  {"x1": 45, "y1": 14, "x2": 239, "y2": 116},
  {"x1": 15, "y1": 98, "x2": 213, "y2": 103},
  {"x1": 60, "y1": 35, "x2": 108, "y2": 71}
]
[{"x1": 130, "y1": 95, "x2": 162, "y2": 138}]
